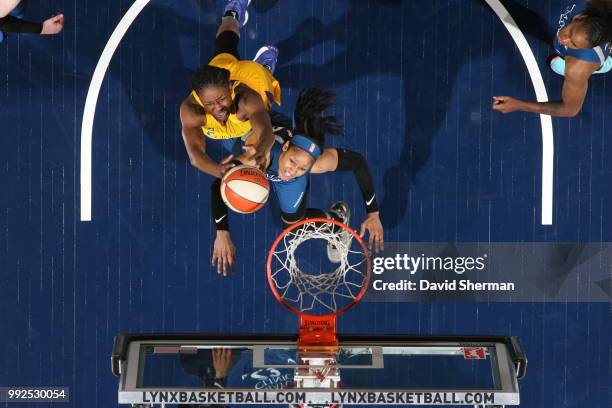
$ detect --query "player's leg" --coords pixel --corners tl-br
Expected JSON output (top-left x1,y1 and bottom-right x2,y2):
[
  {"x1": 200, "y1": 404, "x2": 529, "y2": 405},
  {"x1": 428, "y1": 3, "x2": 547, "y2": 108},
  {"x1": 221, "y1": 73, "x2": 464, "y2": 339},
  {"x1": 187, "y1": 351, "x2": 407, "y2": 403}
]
[
  {"x1": 214, "y1": 0, "x2": 250, "y2": 59},
  {"x1": 326, "y1": 201, "x2": 353, "y2": 263},
  {"x1": 214, "y1": 0, "x2": 251, "y2": 60},
  {"x1": 279, "y1": 194, "x2": 352, "y2": 263},
  {"x1": 275, "y1": 178, "x2": 349, "y2": 231}
]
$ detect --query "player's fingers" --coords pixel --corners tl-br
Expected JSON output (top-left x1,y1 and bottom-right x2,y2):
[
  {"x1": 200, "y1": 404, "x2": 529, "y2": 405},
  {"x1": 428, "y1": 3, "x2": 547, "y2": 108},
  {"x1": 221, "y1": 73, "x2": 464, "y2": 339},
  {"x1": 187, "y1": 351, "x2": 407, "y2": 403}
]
[
  {"x1": 220, "y1": 252, "x2": 227, "y2": 276},
  {"x1": 229, "y1": 255, "x2": 236, "y2": 275},
  {"x1": 359, "y1": 222, "x2": 366, "y2": 238},
  {"x1": 218, "y1": 257, "x2": 225, "y2": 275},
  {"x1": 220, "y1": 163, "x2": 235, "y2": 177},
  {"x1": 221, "y1": 154, "x2": 234, "y2": 164},
  {"x1": 367, "y1": 230, "x2": 375, "y2": 251},
  {"x1": 375, "y1": 234, "x2": 383, "y2": 254},
  {"x1": 224, "y1": 251, "x2": 234, "y2": 276}
]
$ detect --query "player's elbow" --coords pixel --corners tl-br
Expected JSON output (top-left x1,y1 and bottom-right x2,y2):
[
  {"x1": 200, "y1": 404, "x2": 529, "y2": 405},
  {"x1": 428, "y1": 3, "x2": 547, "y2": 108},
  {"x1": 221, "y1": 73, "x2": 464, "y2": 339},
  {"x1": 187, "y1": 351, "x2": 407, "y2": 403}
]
[
  {"x1": 187, "y1": 151, "x2": 203, "y2": 170},
  {"x1": 185, "y1": 151, "x2": 197, "y2": 166},
  {"x1": 564, "y1": 108, "x2": 581, "y2": 118},
  {"x1": 559, "y1": 106, "x2": 582, "y2": 118},
  {"x1": 560, "y1": 103, "x2": 582, "y2": 117}
]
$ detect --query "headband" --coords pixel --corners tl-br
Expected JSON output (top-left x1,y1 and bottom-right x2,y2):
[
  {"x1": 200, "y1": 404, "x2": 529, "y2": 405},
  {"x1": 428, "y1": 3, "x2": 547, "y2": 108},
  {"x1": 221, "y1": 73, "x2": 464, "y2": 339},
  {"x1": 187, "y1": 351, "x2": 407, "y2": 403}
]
[{"x1": 290, "y1": 134, "x2": 322, "y2": 160}]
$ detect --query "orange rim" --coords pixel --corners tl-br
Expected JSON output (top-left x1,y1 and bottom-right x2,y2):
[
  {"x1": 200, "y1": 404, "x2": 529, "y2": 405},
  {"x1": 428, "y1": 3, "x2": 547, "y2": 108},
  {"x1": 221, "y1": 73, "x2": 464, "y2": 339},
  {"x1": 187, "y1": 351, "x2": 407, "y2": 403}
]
[{"x1": 266, "y1": 217, "x2": 371, "y2": 319}]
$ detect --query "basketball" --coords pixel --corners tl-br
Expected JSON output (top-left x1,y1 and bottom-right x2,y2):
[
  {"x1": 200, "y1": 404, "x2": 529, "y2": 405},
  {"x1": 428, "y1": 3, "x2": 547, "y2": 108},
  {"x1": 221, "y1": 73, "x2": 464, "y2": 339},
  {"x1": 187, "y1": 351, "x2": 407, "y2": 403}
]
[{"x1": 221, "y1": 165, "x2": 270, "y2": 213}]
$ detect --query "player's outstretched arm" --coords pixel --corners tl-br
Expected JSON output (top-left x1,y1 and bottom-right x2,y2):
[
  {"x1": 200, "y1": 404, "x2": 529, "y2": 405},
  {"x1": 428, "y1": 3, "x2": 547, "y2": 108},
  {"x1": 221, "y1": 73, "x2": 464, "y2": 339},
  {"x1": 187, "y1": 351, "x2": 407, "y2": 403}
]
[
  {"x1": 180, "y1": 99, "x2": 234, "y2": 178},
  {"x1": 312, "y1": 148, "x2": 384, "y2": 252},
  {"x1": 237, "y1": 91, "x2": 274, "y2": 168},
  {"x1": 492, "y1": 57, "x2": 598, "y2": 117},
  {"x1": 0, "y1": 12, "x2": 64, "y2": 35},
  {"x1": 210, "y1": 178, "x2": 236, "y2": 276}
]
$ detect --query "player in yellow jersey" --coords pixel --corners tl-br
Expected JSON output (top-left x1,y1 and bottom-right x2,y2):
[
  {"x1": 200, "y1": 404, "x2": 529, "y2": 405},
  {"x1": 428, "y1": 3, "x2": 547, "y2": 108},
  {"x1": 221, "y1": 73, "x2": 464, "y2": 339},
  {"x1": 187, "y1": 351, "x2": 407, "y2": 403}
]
[{"x1": 180, "y1": 0, "x2": 281, "y2": 179}]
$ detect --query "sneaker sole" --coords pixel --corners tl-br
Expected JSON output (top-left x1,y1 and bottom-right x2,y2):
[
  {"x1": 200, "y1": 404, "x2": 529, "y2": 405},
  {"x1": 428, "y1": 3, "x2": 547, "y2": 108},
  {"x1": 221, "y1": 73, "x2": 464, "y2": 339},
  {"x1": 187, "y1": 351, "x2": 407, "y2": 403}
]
[{"x1": 253, "y1": 46, "x2": 279, "y2": 63}]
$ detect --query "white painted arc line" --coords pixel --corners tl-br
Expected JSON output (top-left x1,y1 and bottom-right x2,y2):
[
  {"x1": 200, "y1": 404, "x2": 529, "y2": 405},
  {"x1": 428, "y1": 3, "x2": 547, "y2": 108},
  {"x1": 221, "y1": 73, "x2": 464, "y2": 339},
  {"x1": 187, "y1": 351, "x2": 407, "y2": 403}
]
[
  {"x1": 80, "y1": 0, "x2": 151, "y2": 221},
  {"x1": 485, "y1": 0, "x2": 554, "y2": 225}
]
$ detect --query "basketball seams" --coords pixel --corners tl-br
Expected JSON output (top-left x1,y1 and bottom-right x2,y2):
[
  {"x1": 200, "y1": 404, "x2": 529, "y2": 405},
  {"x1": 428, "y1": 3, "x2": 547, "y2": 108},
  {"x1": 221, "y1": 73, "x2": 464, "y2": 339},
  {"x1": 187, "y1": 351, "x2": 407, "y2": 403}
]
[{"x1": 220, "y1": 164, "x2": 270, "y2": 213}]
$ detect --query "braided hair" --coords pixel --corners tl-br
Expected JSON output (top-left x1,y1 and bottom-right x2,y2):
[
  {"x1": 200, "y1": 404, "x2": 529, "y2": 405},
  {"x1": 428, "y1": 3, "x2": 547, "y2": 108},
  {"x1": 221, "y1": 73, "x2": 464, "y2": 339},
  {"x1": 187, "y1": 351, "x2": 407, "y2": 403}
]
[
  {"x1": 583, "y1": 0, "x2": 612, "y2": 46},
  {"x1": 292, "y1": 87, "x2": 343, "y2": 149},
  {"x1": 190, "y1": 65, "x2": 231, "y2": 92}
]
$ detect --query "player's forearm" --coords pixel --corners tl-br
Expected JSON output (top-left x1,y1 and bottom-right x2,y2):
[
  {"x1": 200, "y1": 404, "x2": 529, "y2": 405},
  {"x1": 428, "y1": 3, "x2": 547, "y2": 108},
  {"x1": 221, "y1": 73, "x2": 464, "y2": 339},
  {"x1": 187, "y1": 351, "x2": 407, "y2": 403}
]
[
  {"x1": 517, "y1": 99, "x2": 580, "y2": 117},
  {"x1": 211, "y1": 179, "x2": 230, "y2": 231},
  {"x1": 335, "y1": 149, "x2": 379, "y2": 213},
  {"x1": 252, "y1": 124, "x2": 275, "y2": 152},
  {"x1": 0, "y1": 15, "x2": 43, "y2": 33},
  {"x1": 186, "y1": 147, "x2": 221, "y2": 178}
]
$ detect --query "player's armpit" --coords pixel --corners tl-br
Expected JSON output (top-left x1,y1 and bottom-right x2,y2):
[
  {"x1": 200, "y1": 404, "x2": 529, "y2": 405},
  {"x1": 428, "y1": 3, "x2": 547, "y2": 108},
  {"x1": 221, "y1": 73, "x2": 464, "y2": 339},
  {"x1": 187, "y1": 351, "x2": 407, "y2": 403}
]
[{"x1": 310, "y1": 148, "x2": 339, "y2": 173}]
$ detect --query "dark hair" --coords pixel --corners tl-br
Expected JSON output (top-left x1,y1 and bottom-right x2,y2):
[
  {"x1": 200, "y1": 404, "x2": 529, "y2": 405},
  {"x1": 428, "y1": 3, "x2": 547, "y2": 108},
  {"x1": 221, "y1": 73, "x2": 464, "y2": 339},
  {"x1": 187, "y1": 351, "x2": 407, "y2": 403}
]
[
  {"x1": 190, "y1": 65, "x2": 231, "y2": 92},
  {"x1": 583, "y1": 0, "x2": 612, "y2": 46},
  {"x1": 292, "y1": 87, "x2": 343, "y2": 149}
]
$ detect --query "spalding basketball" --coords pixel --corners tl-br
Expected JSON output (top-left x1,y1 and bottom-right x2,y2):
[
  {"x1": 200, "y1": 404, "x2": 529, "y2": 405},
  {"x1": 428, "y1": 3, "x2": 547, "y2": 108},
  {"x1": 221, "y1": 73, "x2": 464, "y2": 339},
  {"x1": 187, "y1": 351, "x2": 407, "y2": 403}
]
[{"x1": 221, "y1": 165, "x2": 270, "y2": 214}]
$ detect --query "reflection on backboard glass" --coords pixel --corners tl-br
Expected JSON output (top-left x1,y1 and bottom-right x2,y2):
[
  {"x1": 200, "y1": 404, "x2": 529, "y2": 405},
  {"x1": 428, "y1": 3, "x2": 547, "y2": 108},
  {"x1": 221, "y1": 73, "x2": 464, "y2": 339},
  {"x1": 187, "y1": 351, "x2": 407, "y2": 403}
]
[{"x1": 138, "y1": 344, "x2": 498, "y2": 390}]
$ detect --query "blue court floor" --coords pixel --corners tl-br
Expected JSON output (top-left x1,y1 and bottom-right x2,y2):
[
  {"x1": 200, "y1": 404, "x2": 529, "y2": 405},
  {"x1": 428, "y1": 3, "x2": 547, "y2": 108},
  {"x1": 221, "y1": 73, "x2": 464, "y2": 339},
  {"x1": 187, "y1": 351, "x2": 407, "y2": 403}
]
[{"x1": 0, "y1": 1, "x2": 611, "y2": 407}]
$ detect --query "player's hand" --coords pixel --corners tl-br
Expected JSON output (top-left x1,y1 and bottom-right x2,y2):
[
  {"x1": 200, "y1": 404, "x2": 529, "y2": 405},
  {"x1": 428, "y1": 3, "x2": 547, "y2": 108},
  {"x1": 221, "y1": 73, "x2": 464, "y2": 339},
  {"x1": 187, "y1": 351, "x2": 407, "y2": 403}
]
[
  {"x1": 212, "y1": 348, "x2": 233, "y2": 379},
  {"x1": 359, "y1": 212, "x2": 384, "y2": 254},
  {"x1": 217, "y1": 155, "x2": 235, "y2": 178},
  {"x1": 242, "y1": 144, "x2": 267, "y2": 170},
  {"x1": 212, "y1": 231, "x2": 236, "y2": 276},
  {"x1": 492, "y1": 96, "x2": 523, "y2": 114},
  {"x1": 235, "y1": 148, "x2": 257, "y2": 167},
  {"x1": 41, "y1": 14, "x2": 64, "y2": 35}
]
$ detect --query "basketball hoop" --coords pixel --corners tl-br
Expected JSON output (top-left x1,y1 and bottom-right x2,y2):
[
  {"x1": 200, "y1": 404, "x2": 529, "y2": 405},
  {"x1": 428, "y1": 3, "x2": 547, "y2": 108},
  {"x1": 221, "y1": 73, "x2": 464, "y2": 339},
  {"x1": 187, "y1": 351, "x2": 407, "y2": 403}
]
[{"x1": 267, "y1": 218, "x2": 371, "y2": 350}]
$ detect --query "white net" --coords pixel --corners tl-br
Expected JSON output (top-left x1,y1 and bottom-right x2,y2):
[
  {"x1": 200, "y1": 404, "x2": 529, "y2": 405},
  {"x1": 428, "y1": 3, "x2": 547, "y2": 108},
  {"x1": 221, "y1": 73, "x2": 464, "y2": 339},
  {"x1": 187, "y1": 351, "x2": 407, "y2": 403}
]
[{"x1": 269, "y1": 220, "x2": 369, "y2": 315}]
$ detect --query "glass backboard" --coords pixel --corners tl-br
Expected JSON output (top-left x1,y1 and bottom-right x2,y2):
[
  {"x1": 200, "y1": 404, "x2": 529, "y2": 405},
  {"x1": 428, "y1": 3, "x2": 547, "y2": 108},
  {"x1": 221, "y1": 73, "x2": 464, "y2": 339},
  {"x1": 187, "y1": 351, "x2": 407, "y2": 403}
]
[{"x1": 112, "y1": 334, "x2": 526, "y2": 407}]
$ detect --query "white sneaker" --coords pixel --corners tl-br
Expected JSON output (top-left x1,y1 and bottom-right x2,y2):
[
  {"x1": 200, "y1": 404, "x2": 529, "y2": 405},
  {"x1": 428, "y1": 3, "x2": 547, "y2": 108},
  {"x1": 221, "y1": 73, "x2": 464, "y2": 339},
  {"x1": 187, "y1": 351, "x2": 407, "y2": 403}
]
[{"x1": 327, "y1": 201, "x2": 352, "y2": 263}]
